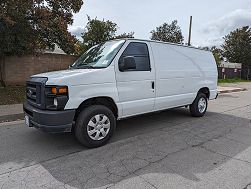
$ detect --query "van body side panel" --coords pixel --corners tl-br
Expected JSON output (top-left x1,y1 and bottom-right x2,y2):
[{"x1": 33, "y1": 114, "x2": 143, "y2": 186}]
[
  {"x1": 151, "y1": 42, "x2": 197, "y2": 110},
  {"x1": 114, "y1": 41, "x2": 156, "y2": 118},
  {"x1": 64, "y1": 66, "x2": 121, "y2": 116},
  {"x1": 150, "y1": 42, "x2": 217, "y2": 111},
  {"x1": 171, "y1": 45, "x2": 218, "y2": 100}
]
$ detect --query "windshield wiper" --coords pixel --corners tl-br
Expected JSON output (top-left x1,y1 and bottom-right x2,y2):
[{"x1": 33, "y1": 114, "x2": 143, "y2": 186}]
[
  {"x1": 76, "y1": 65, "x2": 95, "y2": 69},
  {"x1": 75, "y1": 66, "x2": 108, "y2": 69}
]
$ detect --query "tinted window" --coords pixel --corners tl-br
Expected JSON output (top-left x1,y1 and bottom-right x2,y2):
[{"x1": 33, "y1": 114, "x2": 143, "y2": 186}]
[{"x1": 119, "y1": 42, "x2": 151, "y2": 71}]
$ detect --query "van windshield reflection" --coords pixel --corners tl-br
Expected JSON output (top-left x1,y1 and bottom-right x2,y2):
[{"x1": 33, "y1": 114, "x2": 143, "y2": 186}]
[{"x1": 70, "y1": 40, "x2": 125, "y2": 69}]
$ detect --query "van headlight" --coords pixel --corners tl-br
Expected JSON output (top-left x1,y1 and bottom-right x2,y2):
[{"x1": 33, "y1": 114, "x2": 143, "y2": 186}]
[{"x1": 45, "y1": 86, "x2": 69, "y2": 110}]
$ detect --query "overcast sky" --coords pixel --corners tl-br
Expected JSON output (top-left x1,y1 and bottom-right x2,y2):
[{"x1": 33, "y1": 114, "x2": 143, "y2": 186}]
[{"x1": 69, "y1": 0, "x2": 251, "y2": 47}]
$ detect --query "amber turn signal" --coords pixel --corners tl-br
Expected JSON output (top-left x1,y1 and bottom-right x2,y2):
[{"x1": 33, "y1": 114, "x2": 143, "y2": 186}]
[
  {"x1": 51, "y1": 87, "x2": 68, "y2": 94},
  {"x1": 51, "y1": 87, "x2": 57, "y2": 94},
  {"x1": 59, "y1": 87, "x2": 68, "y2": 94}
]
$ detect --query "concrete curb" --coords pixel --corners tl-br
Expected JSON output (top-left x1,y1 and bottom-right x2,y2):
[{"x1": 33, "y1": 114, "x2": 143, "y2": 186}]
[
  {"x1": 218, "y1": 88, "x2": 247, "y2": 94},
  {"x1": 0, "y1": 120, "x2": 24, "y2": 127},
  {"x1": 0, "y1": 113, "x2": 24, "y2": 123}
]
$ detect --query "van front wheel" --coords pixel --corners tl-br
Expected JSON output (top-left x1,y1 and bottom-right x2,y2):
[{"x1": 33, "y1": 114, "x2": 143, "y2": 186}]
[
  {"x1": 75, "y1": 105, "x2": 116, "y2": 148},
  {"x1": 190, "y1": 93, "x2": 208, "y2": 117}
]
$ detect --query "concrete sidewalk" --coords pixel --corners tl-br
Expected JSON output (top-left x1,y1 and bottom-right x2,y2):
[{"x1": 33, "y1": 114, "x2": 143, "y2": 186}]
[
  {"x1": 0, "y1": 104, "x2": 23, "y2": 123},
  {"x1": 0, "y1": 85, "x2": 248, "y2": 123}
]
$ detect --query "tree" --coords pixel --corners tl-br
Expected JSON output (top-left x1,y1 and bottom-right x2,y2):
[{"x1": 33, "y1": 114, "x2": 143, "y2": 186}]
[
  {"x1": 80, "y1": 16, "x2": 134, "y2": 54},
  {"x1": 150, "y1": 20, "x2": 184, "y2": 44},
  {"x1": 114, "y1": 32, "x2": 134, "y2": 40},
  {"x1": 222, "y1": 26, "x2": 251, "y2": 64},
  {"x1": 0, "y1": 0, "x2": 83, "y2": 86},
  {"x1": 211, "y1": 46, "x2": 223, "y2": 66},
  {"x1": 222, "y1": 26, "x2": 251, "y2": 78}
]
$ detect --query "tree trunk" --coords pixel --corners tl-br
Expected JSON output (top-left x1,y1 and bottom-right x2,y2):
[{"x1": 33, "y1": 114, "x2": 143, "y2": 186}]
[
  {"x1": 248, "y1": 67, "x2": 250, "y2": 80},
  {"x1": 0, "y1": 56, "x2": 6, "y2": 87}
]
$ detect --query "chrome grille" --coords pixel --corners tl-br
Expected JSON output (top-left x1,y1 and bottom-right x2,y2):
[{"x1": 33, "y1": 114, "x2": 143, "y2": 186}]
[
  {"x1": 26, "y1": 83, "x2": 37, "y2": 103},
  {"x1": 26, "y1": 77, "x2": 47, "y2": 109}
]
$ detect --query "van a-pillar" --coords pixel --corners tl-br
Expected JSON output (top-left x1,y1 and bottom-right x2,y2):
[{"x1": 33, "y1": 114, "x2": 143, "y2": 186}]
[{"x1": 188, "y1": 16, "x2": 193, "y2": 46}]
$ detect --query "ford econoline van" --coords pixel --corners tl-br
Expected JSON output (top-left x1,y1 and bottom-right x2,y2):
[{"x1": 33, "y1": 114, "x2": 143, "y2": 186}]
[{"x1": 23, "y1": 39, "x2": 218, "y2": 147}]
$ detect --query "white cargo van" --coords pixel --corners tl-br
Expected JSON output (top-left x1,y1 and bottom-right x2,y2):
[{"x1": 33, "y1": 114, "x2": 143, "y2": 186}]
[{"x1": 23, "y1": 39, "x2": 218, "y2": 147}]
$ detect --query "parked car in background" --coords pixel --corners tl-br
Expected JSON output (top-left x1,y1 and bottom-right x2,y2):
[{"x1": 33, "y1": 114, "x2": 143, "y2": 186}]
[{"x1": 23, "y1": 39, "x2": 218, "y2": 147}]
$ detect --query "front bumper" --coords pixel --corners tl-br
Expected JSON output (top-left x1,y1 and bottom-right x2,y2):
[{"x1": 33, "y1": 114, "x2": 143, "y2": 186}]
[{"x1": 23, "y1": 102, "x2": 75, "y2": 133}]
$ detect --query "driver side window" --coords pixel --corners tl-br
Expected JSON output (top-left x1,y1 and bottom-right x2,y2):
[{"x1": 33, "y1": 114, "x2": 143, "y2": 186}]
[{"x1": 119, "y1": 42, "x2": 151, "y2": 71}]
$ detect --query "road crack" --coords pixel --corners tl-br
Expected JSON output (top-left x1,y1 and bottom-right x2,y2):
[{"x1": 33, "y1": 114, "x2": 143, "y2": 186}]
[{"x1": 200, "y1": 146, "x2": 251, "y2": 165}]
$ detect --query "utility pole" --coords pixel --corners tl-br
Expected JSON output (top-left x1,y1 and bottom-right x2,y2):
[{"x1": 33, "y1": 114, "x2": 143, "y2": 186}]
[{"x1": 188, "y1": 16, "x2": 192, "y2": 46}]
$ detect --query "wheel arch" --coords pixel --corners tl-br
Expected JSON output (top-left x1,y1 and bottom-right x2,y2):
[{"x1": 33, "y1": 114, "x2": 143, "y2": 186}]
[
  {"x1": 74, "y1": 96, "x2": 118, "y2": 122},
  {"x1": 198, "y1": 87, "x2": 210, "y2": 99}
]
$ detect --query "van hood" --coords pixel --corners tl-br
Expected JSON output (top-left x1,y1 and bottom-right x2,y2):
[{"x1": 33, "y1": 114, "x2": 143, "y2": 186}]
[
  {"x1": 31, "y1": 67, "x2": 114, "y2": 86},
  {"x1": 33, "y1": 69, "x2": 96, "y2": 79}
]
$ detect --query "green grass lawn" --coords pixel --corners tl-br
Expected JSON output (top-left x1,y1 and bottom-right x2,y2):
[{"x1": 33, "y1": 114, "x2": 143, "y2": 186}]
[
  {"x1": 0, "y1": 86, "x2": 26, "y2": 105},
  {"x1": 218, "y1": 78, "x2": 251, "y2": 83}
]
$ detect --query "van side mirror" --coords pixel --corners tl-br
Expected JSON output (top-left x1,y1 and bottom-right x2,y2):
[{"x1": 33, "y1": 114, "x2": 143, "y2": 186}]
[{"x1": 119, "y1": 56, "x2": 136, "y2": 71}]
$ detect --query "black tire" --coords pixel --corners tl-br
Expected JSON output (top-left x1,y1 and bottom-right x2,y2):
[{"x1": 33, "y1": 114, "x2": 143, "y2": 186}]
[
  {"x1": 74, "y1": 105, "x2": 116, "y2": 148},
  {"x1": 190, "y1": 93, "x2": 208, "y2": 117}
]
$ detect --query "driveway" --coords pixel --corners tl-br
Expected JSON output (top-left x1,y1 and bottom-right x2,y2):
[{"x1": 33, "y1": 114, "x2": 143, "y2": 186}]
[{"x1": 1, "y1": 83, "x2": 251, "y2": 189}]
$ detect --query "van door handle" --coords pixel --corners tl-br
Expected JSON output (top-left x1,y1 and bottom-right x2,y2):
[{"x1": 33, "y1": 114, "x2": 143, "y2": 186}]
[{"x1": 151, "y1": 81, "x2": 155, "y2": 89}]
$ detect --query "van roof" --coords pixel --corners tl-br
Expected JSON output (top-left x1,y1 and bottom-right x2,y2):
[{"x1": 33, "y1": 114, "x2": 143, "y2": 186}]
[{"x1": 119, "y1": 38, "x2": 210, "y2": 52}]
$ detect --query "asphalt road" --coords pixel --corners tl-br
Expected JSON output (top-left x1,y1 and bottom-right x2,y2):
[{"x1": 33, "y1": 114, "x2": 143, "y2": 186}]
[{"x1": 1, "y1": 84, "x2": 251, "y2": 189}]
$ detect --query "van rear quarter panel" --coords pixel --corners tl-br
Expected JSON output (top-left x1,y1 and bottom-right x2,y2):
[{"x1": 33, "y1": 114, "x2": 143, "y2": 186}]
[
  {"x1": 150, "y1": 42, "x2": 217, "y2": 110},
  {"x1": 172, "y1": 45, "x2": 218, "y2": 99}
]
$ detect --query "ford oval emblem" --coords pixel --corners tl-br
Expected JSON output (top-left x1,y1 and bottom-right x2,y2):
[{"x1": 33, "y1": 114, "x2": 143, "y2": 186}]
[{"x1": 27, "y1": 89, "x2": 33, "y2": 97}]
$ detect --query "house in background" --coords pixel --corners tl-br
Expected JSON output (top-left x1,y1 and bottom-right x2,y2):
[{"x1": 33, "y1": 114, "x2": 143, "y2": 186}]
[
  {"x1": 45, "y1": 44, "x2": 66, "y2": 55},
  {"x1": 218, "y1": 61, "x2": 242, "y2": 79}
]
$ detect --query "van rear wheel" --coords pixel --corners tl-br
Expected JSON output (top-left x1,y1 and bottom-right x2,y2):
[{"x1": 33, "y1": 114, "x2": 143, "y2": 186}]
[
  {"x1": 190, "y1": 93, "x2": 208, "y2": 117},
  {"x1": 75, "y1": 105, "x2": 116, "y2": 148}
]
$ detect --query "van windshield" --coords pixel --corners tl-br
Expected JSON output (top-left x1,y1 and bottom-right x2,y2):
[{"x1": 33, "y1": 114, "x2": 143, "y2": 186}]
[{"x1": 70, "y1": 40, "x2": 125, "y2": 69}]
